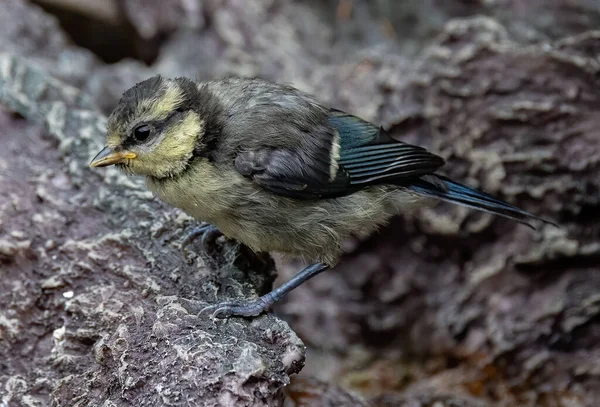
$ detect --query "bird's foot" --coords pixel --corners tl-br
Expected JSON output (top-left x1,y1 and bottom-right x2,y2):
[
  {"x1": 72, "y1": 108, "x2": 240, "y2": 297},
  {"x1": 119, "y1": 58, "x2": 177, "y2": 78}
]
[
  {"x1": 200, "y1": 297, "x2": 272, "y2": 319},
  {"x1": 181, "y1": 223, "x2": 223, "y2": 261},
  {"x1": 200, "y1": 263, "x2": 329, "y2": 319}
]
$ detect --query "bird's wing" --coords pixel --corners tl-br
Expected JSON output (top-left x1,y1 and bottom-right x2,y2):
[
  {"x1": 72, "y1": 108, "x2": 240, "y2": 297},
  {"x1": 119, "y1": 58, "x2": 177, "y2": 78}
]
[
  {"x1": 329, "y1": 110, "x2": 445, "y2": 185},
  {"x1": 234, "y1": 109, "x2": 445, "y2": 199}
]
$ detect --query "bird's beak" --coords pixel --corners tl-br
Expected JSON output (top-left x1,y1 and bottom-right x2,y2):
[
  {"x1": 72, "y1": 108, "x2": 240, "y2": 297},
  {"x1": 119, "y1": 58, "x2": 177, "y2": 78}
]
[{"x1": 89, "y1": 146, "x2": 137, "y2": 168}]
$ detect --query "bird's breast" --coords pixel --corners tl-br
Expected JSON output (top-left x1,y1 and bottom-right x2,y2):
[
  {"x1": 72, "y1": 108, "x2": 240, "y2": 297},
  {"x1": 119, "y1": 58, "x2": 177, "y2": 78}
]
[
  {"x1": 146, "y1": 160, "x2": 247, "y2": 225},
  {"x1": 146, "y1": 160, "x2": 415, "y2": 265}
]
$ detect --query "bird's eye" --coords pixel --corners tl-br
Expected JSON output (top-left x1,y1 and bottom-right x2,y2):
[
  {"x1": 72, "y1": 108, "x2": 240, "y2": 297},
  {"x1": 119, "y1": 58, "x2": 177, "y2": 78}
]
[{"x1": 133, "y1": 124, "x2": 151, "y2": 142}]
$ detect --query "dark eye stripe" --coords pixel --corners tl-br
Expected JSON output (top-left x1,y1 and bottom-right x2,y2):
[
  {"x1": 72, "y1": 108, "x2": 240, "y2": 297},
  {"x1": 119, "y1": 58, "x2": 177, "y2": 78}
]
[{"x1": 126, "y1": 109, "x2": 185, "y2": 146}]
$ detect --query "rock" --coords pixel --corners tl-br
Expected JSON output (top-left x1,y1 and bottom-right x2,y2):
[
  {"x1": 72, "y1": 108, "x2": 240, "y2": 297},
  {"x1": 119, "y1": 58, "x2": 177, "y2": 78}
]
[
  {"x1": 0, "y1": 54, "x2": 303, "y2": 406},
  {"x1": 279, "y1": 17, "x2": 600, "y2": 407},
  {"x1": 122, "y1": 0, "x2": 205, "y2": 39},
  {"x1": 284, "y1": 377, "x2": 367, "y2": 407}
]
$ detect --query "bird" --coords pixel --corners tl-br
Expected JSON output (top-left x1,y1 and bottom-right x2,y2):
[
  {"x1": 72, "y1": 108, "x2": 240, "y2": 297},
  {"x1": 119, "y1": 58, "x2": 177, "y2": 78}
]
[{"x1": 90, "y1": 75, "x2": 554, "y2": 318}]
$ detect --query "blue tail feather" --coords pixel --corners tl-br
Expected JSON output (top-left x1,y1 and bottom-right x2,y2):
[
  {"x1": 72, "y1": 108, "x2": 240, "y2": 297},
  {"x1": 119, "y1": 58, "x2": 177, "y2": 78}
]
[{"x1": 408, "y1": 175, "x2": 555, "y2": 229}]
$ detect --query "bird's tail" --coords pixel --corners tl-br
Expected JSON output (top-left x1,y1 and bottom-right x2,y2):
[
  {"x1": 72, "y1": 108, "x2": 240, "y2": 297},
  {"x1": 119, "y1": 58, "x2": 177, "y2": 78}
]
[{"x1": 407, "y1": 174, "x2": 555, "y2": 229}]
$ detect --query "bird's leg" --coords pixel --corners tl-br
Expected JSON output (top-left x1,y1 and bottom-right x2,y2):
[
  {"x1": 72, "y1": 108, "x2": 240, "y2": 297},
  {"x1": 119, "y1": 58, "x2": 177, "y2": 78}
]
[
  {"x1": 181, "y1": 223, "x2": 223, "y2": 261},
  {"x1": 201, "y1": 262, "x2": 329, "y2": 318}
]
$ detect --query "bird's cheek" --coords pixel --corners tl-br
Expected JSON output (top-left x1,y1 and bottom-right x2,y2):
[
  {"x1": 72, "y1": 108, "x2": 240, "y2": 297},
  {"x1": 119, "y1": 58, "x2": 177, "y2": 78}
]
[
  {"x1": 126, "y1": 154, "x2": 175, "y2": 178},
  {"x1": 129, "y1": 155, "x2": 153, "y2": 174}
]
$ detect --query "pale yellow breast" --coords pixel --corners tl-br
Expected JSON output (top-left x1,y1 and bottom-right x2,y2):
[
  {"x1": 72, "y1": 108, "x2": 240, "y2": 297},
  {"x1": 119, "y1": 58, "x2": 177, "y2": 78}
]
[
  {"x1": 146, "y1": 159, "x2": 247, "y2": 225},
  {"x1": 145, "y1": 159, "x2": 418, "y2": 265}
]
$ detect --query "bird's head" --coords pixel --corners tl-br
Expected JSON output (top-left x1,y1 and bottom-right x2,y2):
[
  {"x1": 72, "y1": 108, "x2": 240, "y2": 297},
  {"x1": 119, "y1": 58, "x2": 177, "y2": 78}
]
[{"x1": 90, "y1": 75, "x2": 208, "y2": 178}]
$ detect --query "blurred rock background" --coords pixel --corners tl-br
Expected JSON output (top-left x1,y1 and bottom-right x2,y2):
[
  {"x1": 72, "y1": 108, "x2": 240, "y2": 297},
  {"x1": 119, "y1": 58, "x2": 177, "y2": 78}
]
[{"x1": 1, "y1": 0, "x2": 599, "y2": 406}]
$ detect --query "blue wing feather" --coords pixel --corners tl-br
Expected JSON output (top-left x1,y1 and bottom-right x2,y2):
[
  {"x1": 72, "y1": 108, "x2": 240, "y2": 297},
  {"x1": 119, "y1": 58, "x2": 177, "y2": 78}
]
[
  {"x1": 237, "y1": 106, "x2": 555, "y2": 227},
  {"x1": 327, "y1": 111, "x2": 380, "y2": 149},
  {"x1": 408, "y1": 175, "x2": 556, "y2": 228},
  {"x1": 328, "y1": 109, "x2": 445, "y2": 185}
]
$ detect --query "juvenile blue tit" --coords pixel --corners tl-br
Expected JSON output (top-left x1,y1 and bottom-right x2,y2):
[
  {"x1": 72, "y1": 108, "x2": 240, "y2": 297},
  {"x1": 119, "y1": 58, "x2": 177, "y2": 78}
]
[{"x1": 90, "y1": 76, "x2": 553, "y2": 318}]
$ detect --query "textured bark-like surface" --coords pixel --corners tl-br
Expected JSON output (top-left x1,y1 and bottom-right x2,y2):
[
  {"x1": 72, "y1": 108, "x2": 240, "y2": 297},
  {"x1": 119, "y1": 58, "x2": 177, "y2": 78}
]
[
  {"x1": 2, "y1": 0, "x2": 600, "y2": 406},
  {"x1": 279, "y1": 17, "x2": 600, "y2": 407},
  {"x1": 0, "y1": 54, "x2": 304, "y2": 407}
]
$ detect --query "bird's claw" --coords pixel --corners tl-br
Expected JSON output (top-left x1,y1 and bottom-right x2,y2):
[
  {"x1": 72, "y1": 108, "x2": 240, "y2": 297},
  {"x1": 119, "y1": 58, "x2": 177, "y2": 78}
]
[
  {"x1": 200, "y1": 298, "x2": 270, "y2": 319},
  {"x1": 181, "y1": 223, "x2": 223, "y2": 261}
]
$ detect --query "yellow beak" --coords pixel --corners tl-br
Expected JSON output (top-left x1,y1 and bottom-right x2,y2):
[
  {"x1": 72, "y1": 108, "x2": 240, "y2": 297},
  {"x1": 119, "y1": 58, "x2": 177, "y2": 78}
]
[{"x1": 90, "y1": 146, "x2": 137, "y2": 168}]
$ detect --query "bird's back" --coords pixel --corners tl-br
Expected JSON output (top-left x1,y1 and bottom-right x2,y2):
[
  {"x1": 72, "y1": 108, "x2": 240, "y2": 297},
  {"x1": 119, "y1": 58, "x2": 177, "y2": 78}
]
[{"x1": 204, "y1": 78, "x2": 331, "y2": 151}]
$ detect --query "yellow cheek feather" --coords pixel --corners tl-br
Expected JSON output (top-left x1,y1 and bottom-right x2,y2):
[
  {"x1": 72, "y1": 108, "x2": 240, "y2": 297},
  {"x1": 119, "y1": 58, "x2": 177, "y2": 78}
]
[{"x1": 132, "y1": 113, "x2": 205, "y2": 178}]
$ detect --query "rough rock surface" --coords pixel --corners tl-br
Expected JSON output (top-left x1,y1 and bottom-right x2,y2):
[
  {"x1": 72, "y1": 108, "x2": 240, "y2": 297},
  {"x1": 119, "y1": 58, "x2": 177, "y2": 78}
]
[
  {"x1": 0, "y1": 53, "x2": 307, "y2": 406},
  {"x1": 1, "y1": 0, "x2": 600, "y2": 406},
  {"x1": 279, "y1": 15, "x2": 600, "y2": 407}
]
